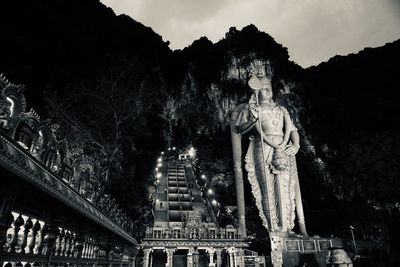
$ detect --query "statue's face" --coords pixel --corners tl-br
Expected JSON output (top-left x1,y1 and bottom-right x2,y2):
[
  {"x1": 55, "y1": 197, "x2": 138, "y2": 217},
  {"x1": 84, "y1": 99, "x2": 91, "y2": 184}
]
[{"x1": 259, "y1": 86, "x2": 273, "y2": 102}]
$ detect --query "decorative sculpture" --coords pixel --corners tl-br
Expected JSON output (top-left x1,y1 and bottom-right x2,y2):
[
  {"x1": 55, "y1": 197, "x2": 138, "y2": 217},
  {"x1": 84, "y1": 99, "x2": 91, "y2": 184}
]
[
  {"x1": 231, "y1": 65, "x2": 308, "y2": 266},
  {"x1": 0, "y1": 74, "x2": 27, "y2": 131},
  {"x1": 0, "y1": 74, "x2": 133, "y2": 232}
]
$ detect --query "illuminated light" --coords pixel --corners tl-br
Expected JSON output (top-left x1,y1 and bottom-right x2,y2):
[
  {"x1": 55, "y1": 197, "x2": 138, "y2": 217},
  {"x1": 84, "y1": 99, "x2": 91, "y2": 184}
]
[
  {"x1": 161, "y1": 151, "x2": 164, "y2": 155},
  {"x1": 6, "y1": 97, "x2": 15, "y2": 117},
  {"x1": 208, "y1": 189, "x2": 213, "y2": 195},
  {"x1": 155, "y1": 167, "x2": 158, "y2": 171},
  {"x1": 168, "y1": 147, "x2": 171, "y2": 151},
  {"x1": 212, "y1": 199, "x2": 218, "y2": 206},
  {"x1": 201, "y1": 174, "x2": 206, "y2": 179},
  {"x1": 188, "y1": 147, "x2": 196, "y2": 157},
  {"x1": 173, "y1": 147, "x2": 176, "y2": 150},
  {"x1": 157, "y1": 163, "x2": 162, "y2": 167},
  {"x1": 156, "y1": 173, "x2": 162, "y2": 178},
  {"x1": 157, "y1": 158, "x2": 162, "y2": 162}
]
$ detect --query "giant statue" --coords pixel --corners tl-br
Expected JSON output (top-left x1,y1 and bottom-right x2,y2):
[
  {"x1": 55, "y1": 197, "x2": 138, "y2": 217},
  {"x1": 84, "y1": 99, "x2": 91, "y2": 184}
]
[{"x1": 231, "y1": 69, "x2": 308, "y2": 266}]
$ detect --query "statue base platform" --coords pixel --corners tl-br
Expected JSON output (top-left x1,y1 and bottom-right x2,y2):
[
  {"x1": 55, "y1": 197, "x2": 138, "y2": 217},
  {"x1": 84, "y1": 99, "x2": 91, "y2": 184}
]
[{"x1": 267, "y1": 235, "x2": 344, "y2": 267}]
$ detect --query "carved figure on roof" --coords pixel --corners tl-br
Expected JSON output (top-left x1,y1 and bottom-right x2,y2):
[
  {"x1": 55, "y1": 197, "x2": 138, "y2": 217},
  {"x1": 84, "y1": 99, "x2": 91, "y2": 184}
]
[
  {"x1": 0, "y1": 74, "x2": 27, "y2": 132},
  {"x1": 12, "y1": 108, "x2": 41, "y2": 150}
]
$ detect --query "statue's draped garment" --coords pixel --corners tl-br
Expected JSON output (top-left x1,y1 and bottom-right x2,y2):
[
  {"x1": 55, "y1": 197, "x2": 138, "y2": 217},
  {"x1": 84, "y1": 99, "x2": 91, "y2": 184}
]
[{"x1": 235, "y1": 103, "x2": 298, "y2": 232}]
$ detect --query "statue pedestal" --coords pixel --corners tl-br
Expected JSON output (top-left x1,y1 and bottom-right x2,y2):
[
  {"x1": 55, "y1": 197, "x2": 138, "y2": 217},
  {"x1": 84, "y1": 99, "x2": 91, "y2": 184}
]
[{"x1": 268, "y1": 235, "x2": 346, "y2": 267}]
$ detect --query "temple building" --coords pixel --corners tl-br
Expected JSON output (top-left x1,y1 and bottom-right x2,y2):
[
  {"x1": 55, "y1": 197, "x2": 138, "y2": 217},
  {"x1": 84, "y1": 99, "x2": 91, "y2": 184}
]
[
  {"x1": 141, "y1": 158, "x2": 253, "y2": 267},
  {"x1": 0, "y1": 75, "x2": 138, "y2": 266}
]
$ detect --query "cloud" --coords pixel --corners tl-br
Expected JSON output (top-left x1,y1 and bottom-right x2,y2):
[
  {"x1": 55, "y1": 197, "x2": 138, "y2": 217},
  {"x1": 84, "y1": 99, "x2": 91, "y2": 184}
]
[{"x1": 101, "y1": 0, "x2": 400, "y2": 67}]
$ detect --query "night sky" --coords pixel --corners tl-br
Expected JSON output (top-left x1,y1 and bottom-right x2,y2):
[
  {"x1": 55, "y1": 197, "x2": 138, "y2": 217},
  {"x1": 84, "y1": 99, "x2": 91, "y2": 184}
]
[{"x1": 101, "y1": 0, "x2": 400, "y2": 67}]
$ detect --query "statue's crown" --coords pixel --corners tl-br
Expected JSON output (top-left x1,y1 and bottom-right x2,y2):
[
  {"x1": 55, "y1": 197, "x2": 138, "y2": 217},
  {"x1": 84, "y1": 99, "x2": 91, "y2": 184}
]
[
  {"x1": 248, "y1": 60, "x2": 272, "y2": 90},
  {"x1": 248, "y1": 73, "x2": 271, "y2": 91},
  {"x1": 0, "y1": 73, "x2": 10, "y2": 89}
]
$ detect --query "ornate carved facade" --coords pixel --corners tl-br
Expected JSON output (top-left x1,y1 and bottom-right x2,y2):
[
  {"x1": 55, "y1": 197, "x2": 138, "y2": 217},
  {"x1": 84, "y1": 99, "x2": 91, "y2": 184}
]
[{"x1": 0, "y1": 75, "x2": 138, "y2": 266}]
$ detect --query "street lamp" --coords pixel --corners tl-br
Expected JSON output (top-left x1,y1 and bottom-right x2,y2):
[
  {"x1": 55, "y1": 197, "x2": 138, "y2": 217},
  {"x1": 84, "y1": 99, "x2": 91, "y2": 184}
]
[{"x1": 349, "y1": 225, "x2": 358, "y2": 257}]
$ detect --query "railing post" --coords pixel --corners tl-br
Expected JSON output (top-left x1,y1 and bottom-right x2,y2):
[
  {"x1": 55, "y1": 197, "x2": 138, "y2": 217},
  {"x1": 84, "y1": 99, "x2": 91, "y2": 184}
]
[
  {"x1": 74, "y1": 232, "x2": 86, "y2": 267},
  {"x1": 0, "y1": 189, "x2": 15, "y2": 267},
  {"x1": 27, "y1": 219, "x2": 41, "y2": 254},
  {"x1": 43, "y1": 223, "x2": 59, "y2": 266},
  {"x1": 0, "y1": 210, "x2": 14, "y2": 253},
  {"x1": 54, "y1": 228, "x2": 65, "y2": 256},
  {"x1": 8, "y1": 213, "x2": 24, "y2": 253},
  {"x1": 20, "y1": 217, "x2": 33, "y2": 253}
]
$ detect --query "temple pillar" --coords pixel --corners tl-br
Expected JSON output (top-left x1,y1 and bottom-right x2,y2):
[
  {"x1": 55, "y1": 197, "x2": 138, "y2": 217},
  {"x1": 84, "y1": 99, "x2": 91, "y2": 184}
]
[
  {"x1": 187, "y1": 248, "x2": 194, "y2": 267},
  {"x1": 131, "y1": 256, "x2": 136, "y2": 267},
  {"x1": 128, "y1": 248, "x2": 137, "y2": 267},
  {"x1": 215, "y1": 249, "x2": 222, "y2": 267},
  {"x1": 207, "y1": 248, "x2": 216, "y2": 267},
  {"x1": 235, "y1": 248, "x2": 245, "y2": 267},
  {"x1": 227, "y1": 247, "x2": 235, "y2": 267},
  {"x1": 270, "y1": 232, "x2": 284, "y2": 267},
  {"x1": 142, "y1": 248, "x2": 151, "y2": 267},
  {"x1": 192, "y1": 248, "x2": 199, "y2": 267},
  {"x1": 165, "y1": 248, "x2": 175, "y2": 267}
]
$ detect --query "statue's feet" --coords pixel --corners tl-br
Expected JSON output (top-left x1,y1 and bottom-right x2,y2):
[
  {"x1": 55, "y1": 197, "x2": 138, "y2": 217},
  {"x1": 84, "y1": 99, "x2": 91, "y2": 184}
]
[
  {"x1": 288, "y1": 231, "x2": 305, "y2": 238},
  {"x1": 288, "y1": 231, "x2": 298, "y2": 237}
]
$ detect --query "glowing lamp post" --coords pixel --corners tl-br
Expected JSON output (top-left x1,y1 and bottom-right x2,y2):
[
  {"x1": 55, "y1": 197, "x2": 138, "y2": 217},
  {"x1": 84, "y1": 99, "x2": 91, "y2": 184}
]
[{"x1": 188, "y1": 147, "x2": 196, "y2": 158}]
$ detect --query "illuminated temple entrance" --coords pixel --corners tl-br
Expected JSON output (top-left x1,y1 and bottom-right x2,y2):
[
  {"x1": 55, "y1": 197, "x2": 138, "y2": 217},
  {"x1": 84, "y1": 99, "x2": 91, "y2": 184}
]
[{"x1": 141, "y1": 160, "x2": 251, "y2": 267}]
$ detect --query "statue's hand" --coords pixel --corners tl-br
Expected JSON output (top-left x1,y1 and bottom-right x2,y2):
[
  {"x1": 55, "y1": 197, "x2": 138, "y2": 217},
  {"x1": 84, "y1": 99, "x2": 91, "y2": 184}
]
[
  {"x1": 284, "y1": 144, "x2": 300, "y2": 156},
  {"x1": 249, "y1": 105, "x2": 260, "y2": 122}
]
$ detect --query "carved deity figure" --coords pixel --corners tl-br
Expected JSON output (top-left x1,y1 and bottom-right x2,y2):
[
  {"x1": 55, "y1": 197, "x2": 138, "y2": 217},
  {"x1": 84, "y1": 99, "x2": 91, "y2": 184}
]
[{"x1": 232, "y1": 72, "x2": 308, "y2": 236}]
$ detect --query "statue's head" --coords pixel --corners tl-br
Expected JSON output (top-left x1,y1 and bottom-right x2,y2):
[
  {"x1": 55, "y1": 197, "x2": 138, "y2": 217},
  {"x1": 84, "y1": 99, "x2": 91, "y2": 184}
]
[{"x1": 248, "y1": 74, "x2": 273, "y2": 103}]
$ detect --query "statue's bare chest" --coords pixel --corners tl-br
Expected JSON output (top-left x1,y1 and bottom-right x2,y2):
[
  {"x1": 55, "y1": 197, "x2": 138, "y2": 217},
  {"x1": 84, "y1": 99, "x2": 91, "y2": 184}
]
[{"x1": 259, "y1": 107, "x2": 284, "y2": 134}]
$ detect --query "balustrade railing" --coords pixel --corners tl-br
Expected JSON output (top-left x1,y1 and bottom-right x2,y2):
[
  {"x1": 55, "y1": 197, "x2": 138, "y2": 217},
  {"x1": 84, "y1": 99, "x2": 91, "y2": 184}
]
[{"x1": 0, "y1": 210, "x2": 136, "y2": 266}]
